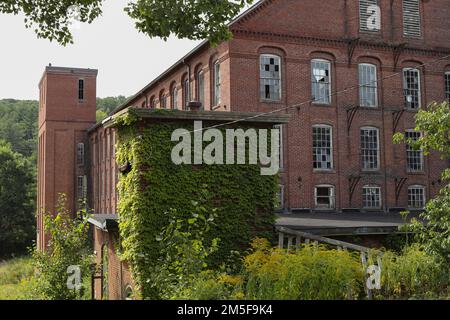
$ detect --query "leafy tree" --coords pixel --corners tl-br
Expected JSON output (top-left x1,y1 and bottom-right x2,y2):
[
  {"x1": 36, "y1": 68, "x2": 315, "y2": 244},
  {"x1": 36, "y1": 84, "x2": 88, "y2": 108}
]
[
  {"x1": 394, "y1": 101, "x2": 450, "y2": 263},
  {"x1": 29, "y1": 195, "x2": 92, "y2": 300},
  {"x1": 96, "y1": 96, "x2": 128, "y2": 115},
  {"x1": 0, "y1": 140, "x2": 35, "y2": 256},
  {"x1": 0, "y1": 0, "x2": 254, "y2": 45}
]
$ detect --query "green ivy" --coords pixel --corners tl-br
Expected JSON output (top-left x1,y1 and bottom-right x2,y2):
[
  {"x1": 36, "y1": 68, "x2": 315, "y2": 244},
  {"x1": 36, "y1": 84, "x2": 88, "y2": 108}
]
[{"x1": 115, "y1": 121, "x2": 278, "y2": 299}]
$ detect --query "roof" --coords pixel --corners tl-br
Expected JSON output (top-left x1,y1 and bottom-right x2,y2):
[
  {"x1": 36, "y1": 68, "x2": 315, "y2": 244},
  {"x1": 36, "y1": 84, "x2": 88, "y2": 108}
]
[
  {"x1": 109, "y1": 0, "x2": 269, "y2": 117},
  {"x1": 88, "y1": 214, "x2": 119, "y2": 232},
  {"x1": 39, "y1": 66, "x2": 98, "y2": 87}
]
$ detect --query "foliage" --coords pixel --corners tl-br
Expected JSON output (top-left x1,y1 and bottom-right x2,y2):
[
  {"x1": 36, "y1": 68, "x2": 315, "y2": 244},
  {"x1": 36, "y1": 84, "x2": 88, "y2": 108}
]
[
  {"x1": 115, "y1": 120, "x2": 278, "y2": 299},
  {"x1": 394, "y1": 101, "x2": 450, "y2": 263},
  {"x1": 242, "y1": 239, "x2": 365, "y2": 300},
  {"x1": 0, "y1": 0, "x2": 103, "y2": 45},
  {"x1": 96, "y1": 96, "x2": 128, "y2": 115},
  {"x1": 29, "y1": 195, "x2": 93, "y2": 300},
  {"x1": 379, "y1": 244, "x2": 448, "y2": 299},
  {"x1": 1, "y1": 0, "x2": 255, "y2": 46},
  {"x1": 0, "y1": 140, "x2": 35, "y2": 257},
  {"x1": 0, "y1": 257, "x2": 34, "y2": 300}
]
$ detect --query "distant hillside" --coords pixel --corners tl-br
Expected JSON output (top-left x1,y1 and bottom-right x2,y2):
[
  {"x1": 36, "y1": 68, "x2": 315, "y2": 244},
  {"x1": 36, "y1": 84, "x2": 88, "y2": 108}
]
[{"x1": 0, "y1": 96, "x2": 127, "y2": 161}]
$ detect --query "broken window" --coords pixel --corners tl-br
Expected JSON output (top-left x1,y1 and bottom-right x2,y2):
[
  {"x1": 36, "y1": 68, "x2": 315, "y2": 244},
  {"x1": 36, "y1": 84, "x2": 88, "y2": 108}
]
[
  {"x1": 405, "y1": 130, "x2": 424, "y2": 172},
  {"x1": 408, "y1": 185, "x2": 425, "y2": 209},
  {"x1": 362, "y1": 186, "x2": 382, "y2": 208},
  {"x1": 361, "y1": 127, "x2": 380, "y2": 170},
  {"x1": 359, "y1": 63, "x2": 378, "y2": 107},
  {"x1": 311, "y1": 59, "x2": 331, "y2": 104},
  {"x1": 315, "y1": 185, "x2": 335, "y2": 210},
  {"x1": 260, "y1": 54, "x2": 281, "y2": 100},
  {"x1": 403, "y1": 68, "x2": 421, "y2": 109},
  {"x1": 403, "y1": 0, "x2": 421, "y2": 38},
  {"x1": 313, "y1": 125, "x2": 333, "y2": 170}
]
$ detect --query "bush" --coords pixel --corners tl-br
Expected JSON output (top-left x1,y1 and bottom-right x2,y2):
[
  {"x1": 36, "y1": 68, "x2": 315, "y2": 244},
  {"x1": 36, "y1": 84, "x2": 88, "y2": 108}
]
[
  {"x1": 242, "y1": 239, "x2": 365, "y2": 300},
  {"x1": 380, "y1": 244, "x2": 449, "y2": 299}
]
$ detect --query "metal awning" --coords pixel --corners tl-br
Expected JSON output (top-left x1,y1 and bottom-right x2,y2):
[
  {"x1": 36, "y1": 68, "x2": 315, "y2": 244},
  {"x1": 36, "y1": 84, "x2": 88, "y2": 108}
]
[{"x1": 88, "y1": 214, "x2": 119, "y2": 232}]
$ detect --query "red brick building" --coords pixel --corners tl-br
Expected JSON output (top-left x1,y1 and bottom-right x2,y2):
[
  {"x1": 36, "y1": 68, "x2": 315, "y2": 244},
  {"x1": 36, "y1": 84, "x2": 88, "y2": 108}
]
[{"x1": 37, "y1": 0, "x2": 450, "y2": 299}]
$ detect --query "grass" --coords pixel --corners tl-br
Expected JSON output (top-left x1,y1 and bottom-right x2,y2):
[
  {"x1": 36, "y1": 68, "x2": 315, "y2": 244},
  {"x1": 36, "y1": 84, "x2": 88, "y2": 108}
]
[{"x1": 0, "y1": 256, "x2": 33, "y2": 300}]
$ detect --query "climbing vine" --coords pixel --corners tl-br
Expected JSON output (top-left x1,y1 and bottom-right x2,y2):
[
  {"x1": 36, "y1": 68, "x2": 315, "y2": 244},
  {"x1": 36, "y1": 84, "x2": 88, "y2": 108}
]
[{"x1": 115, "y1": 119, "x2": 278, "y2": 299}]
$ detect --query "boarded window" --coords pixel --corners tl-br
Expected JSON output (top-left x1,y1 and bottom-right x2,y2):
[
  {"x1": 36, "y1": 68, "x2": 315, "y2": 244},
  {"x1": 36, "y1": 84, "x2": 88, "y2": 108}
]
[
  {"x1": 402, "y1": 0, "x2": 421, "y2": 37},
  {"x1": 359, "y1": 0, "x2": 380, "y2": 32},
  {"x1": 260, "y1": 54, "x2": 281, "y2": 100}
]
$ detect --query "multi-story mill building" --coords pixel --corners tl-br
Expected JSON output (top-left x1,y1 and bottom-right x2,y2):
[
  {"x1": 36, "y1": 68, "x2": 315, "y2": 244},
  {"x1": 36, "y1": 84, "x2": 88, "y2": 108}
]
[{"x1": 37, "y1": 0, "x2": 450, "y2": 298}]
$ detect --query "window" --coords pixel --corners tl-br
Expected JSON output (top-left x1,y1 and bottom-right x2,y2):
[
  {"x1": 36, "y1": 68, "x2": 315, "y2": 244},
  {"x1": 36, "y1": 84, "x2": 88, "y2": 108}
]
[
  {"x1": 77, "y1": 176, "x2": 87, "y2": 200},
  {"x1": 405, "y1": 130, "x2": 424, "y2": 172},
  {"x1": 197, "y1": 70, "x2": 205, "y2": 108},
  {"x1": 260, "y1": 54, "x2": 281, "y2": 100},
  {"x1": 403, "y1": 68, "x2": 421, "y2": 109},
  {"x1": 315, "y1": 185, "x2": 335, "y2": 210},
  {"x1": 213, "y1": 61, "x2": 221, "y2": 106},
  {"x1": 160, "y1": 92, "x2": 167, "y2": 109},
  {"x1": 359, "y1": 0, "x2": 380, "y2": 32},
  {"x1": 77, "y1": 143, "x2": 85, "y2": 165},
  {"x1": 445, "y1": 72, "x2": 450, "y2": 103},
  {"x1": 362, "y1": 186, "x2": 382, "y2": 208},
  {"x1": 408, "y1": 186, "x2": 425, "y2": 209},
  {"x1": 183, "y1": 79, "x2": 190, "y2": 109},
  {"x1": 150, "y1": 96, "x2": 156, "y2": 109},
  {"x1": 359, "y1": 64, "x2": 378, "y2": 107},
  {"x1": 276, "y1": 185, "x2": 285, "y2": 209},
  {"x1": 78, "y1": 79, "x2": 84, "y2": 100},
  {"x1": 361, "y1": 127, "x2": 380, "y2": 170},
  {"x1": 312, "y1": 125, "x2": 333, "y2": 170},
  {"x1": 274, "y1": 124, "x2": 284, "y2": 169},
  {"x1": 402, "y1": 0, "x2": 421, "y2": 38},
  {"x1": 311, "y1": 59, "x2": 331, "y2": 104},
  {"x1": 171, "y1": 86, "x2": 178, "y2": 109}
]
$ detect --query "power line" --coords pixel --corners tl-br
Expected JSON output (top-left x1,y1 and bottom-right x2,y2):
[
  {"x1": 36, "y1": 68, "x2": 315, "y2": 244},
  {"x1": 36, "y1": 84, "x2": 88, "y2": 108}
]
[{"x1": 186, "y1": 52, "x2": 450, "y2": 134}]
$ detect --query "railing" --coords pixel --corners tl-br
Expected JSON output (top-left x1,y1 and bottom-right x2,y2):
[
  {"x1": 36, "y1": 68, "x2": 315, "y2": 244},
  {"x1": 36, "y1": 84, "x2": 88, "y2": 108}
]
[{"x1": 276, "y1": 226, "x2": 382, "y2": 300}]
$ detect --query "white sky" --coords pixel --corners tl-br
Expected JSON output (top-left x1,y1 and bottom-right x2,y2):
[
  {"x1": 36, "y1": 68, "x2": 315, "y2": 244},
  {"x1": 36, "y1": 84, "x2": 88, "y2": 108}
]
[{"x1": 0, "y1": 0, "x2": 201, "y2": 100}]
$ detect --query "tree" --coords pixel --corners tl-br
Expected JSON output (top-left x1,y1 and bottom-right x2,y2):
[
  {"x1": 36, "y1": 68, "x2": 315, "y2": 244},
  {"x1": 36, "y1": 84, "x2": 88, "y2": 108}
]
[
  {"x1": 394, "y1": 101, "x2": 450, "y2": 263},
  {"x1": 0, "y1": 140, "x2": 35, "y2": 256},
  {"x1": 1, "y1": 0, "x2": 254, "y2": 46}
]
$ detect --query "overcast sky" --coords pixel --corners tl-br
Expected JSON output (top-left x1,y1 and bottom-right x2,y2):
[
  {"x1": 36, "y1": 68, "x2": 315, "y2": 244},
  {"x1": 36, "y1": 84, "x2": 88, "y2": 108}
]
[{"x1": 0, "y1": 0, "x2": 201, "y2": 100}]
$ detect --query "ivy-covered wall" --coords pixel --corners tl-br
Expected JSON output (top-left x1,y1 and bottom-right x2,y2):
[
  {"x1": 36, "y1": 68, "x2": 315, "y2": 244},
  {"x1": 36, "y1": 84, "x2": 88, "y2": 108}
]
[{"x1": 114, "y1": 113, "x2": 279, "y2": 299}]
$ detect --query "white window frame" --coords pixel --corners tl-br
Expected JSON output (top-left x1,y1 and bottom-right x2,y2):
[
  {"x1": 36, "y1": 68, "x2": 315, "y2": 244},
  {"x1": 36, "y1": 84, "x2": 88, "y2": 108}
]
[
  {"x1": 408, "y1": 185, "x2": 426, "y2": 209},
  {"x1": 312, "y1": 124, "x2": 333, "y2": 170},
  {"x1": 183, "y1": 78, "x2": 190, "y2": 109},
  {"x1": 314, "y1": 185, "x2": 336, "y2": 210},
  {"x1": 445, "y1": 72, "x2": 450, "y2": 103},
  {"x1": 274, "y1": 124, "x2": 284, "y2": 170},
  {"x1": 362, "y1": 185, "x2": 382, "y2": 209},
  {"x1": 213, "y1": 60, "x2": 221, "y2": 106},
  {"x1": 311, "y1": 59, "x2": 332, "y2": 104},
  {"x1": 197, "y1": 70, "x2": 205, "y2": 108},
  {"x1": 403, "y1": 68, "x2": 421, "y2": 110},
  {"x1": 260, "y1": 54, "x2": 282, "y2": 101},
  {"x1": 276, "y1": 184, "x2": 285, "y2": 210},
  {"x1": 359, "y1": 63, "x2": 378, "y2": 107},
  {"x1": 405, "y1": 129, "x2": 424, "y2": 172},
  {"x1": 360, "y1": 127, "x2": 380, "y2": 171}
]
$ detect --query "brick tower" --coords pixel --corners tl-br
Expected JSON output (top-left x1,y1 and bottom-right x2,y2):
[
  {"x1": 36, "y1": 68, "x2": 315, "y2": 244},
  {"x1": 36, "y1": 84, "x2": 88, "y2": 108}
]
[{"x1": 37, "y1": 66, "x2": 97, "y2": 251}]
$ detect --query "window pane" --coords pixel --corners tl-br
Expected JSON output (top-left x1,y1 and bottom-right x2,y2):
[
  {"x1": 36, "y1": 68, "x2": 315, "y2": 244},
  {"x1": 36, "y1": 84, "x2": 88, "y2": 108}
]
[
  {"x1": 260, "y1": 55, "x2": 281, "y2": 100},
  {"x1": 363, "y1": 186, "x2": 381, "y2": 208},
  {"x1": 313, "y1": 126, "x2": 333, "y2": 169},
  {"x1": 361, "y1": 128, "x2": 379, "y2": 170},
  {"x1": 311, "y1": 60, "x2": 331, "y2": 104},
  {"x1": 403, "y1": 68, "x2": 421, "y2": 109},
  {"x1": 359, "y1": 64, "x2": 377, "y2": 107},
  {"x1": 408, "y1": 186, "x2": 425, "y2": 208},
  {"x1": 214, "y1": 62, "x2": 221, "y2": 106},
  {"x1": 405, "y1": 131, "x2": 423, "y2": 171}
]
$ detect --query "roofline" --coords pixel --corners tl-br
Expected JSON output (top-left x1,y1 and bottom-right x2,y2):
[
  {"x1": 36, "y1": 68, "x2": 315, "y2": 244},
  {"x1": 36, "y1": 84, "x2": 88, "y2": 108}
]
[
  {"x1": 39, "y1": 66, "x2": 98, "y2": 87},
  {"x1": 109, "y1": 0, "x2": 268, "y2": 116}
]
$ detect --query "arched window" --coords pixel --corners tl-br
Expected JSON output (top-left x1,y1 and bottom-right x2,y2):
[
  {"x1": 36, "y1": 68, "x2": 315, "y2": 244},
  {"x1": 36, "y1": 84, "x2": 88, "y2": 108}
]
[
  {"x1": 213, "y1": 60, "x2": 221, "y2": 106},
  {"x1": 197, "y1": 70, "x2": 205, "y2": 108},
  {"x1": 171, "y1": 85, "x2": 178, "y2": 109},
  {"x1": 123, "y1": 285, "x2": 134, "y2": 300},
  {"x1": 359, "y1": 63, "x2": 378, "y2": 107},
  {"x1": 149, "y1": 96, "x2": 156, "y2": 109},
  {"x1": 408, "y1": 185, "x2": 426, "y2": 209},
  {"x1": 312, "y1": 125, "x2": 333, "y2": 170},
  {"x1": 362, "y1": 185, "x2": 382, "y2": 208},
  {"x1": 159, "y1": 91, "x2": 167, "y2": 109},
  {"x1": 403, "y1": 68, "x2": 421, "y2": 109},
  {"x1": 183, "y1": 78, "x2": 190, "y2": 110},
  {"x1": 260, "y1": 54, "x2": 281, "y2": 101},
  {"x1": 311, "y1": 59, "x2": 331, "y2": 104}
]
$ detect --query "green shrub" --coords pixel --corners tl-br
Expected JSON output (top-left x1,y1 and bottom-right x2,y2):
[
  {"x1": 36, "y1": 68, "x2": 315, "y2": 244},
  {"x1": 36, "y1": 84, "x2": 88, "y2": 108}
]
[
  {"x1": 0, "y1": 257, "x2": 33, "y2": 286},
  {"x1": 380, "y1": 244, "x2": 449, "y2": 299}
]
